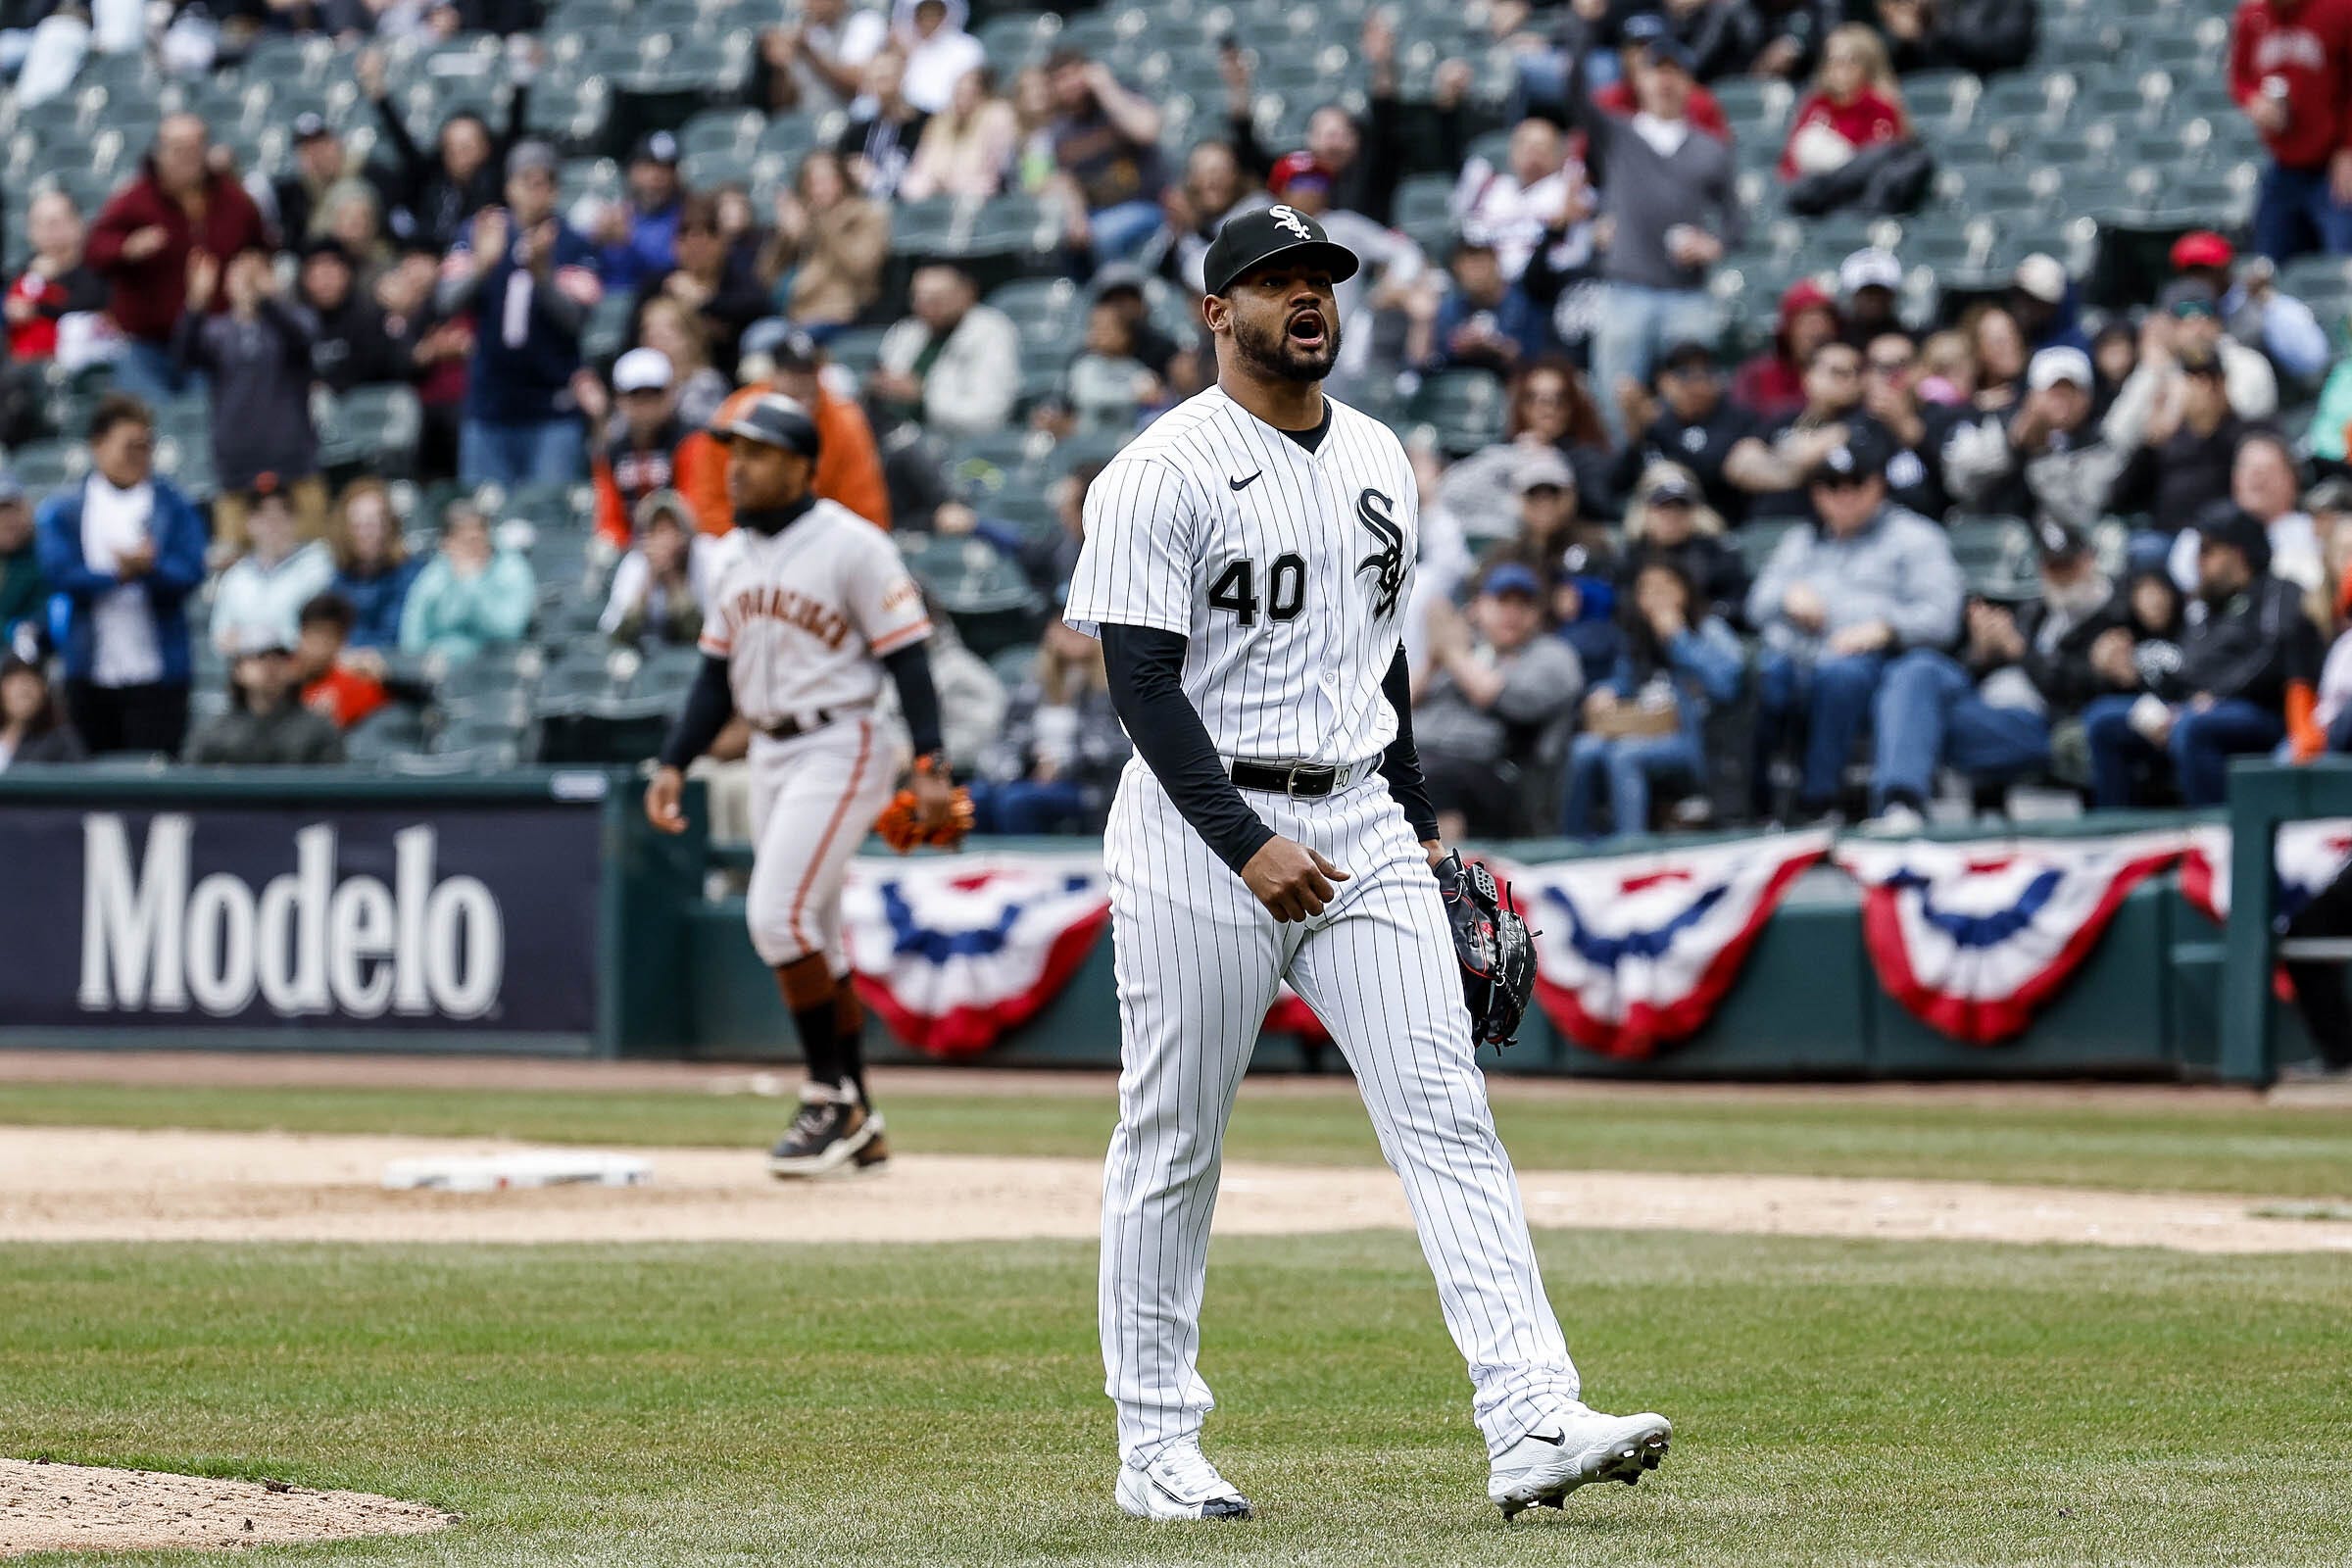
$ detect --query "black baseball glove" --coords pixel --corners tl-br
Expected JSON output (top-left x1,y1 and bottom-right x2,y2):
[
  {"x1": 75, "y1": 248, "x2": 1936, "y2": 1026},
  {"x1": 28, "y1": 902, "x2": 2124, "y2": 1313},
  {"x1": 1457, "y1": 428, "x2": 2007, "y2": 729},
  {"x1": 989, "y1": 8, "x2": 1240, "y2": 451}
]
[{"x1": 1435, "y1": 851, "x2": 1537, "y2": 1049}]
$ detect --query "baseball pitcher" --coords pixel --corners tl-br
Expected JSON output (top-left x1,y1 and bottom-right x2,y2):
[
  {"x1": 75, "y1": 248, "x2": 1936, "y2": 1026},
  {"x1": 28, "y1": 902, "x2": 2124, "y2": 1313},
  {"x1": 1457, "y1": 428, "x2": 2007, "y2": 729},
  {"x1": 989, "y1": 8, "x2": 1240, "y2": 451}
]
[{"x1": 1064, "y1": 207, "x2": 1673, "y2": 1520}]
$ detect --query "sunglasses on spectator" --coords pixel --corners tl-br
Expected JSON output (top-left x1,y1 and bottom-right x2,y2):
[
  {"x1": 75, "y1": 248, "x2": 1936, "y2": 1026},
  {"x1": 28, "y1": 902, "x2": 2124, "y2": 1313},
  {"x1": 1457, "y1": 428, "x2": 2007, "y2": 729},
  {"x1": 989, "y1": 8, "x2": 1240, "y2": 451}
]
[
  {"x1": 1521, "y1": 389, "x2": 1570, "y2": 406},
  {"x1": 1812, "y1": 473, "x2": 1873, "y2": 491},
  {"x1": 1867, "y1": 355, "x2": 1914, "y2": 374}
]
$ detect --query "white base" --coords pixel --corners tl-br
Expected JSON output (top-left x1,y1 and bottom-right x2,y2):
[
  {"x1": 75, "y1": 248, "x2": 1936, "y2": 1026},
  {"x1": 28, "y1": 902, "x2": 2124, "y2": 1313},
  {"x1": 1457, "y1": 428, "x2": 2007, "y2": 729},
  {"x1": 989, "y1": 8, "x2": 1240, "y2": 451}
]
[{"x1": 381, "y1": 1152, "x2": 653, "y2": 1193}]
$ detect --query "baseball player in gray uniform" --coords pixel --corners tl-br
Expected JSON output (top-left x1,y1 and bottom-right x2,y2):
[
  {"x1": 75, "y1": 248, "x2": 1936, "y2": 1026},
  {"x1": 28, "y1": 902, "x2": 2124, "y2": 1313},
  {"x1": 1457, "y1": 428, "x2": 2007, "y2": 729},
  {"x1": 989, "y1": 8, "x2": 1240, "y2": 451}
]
[{"x1": 1063, "y1": 207, "x2": 1673, "y2": 1521}]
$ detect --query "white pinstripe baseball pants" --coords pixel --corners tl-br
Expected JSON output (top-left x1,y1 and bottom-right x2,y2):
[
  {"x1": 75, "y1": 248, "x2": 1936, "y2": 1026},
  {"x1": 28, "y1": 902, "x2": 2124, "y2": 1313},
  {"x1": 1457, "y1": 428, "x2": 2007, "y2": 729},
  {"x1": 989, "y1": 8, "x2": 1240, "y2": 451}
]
[{"x1": 1099, "y1": 760, "x2": 1581, "y2": 1465}]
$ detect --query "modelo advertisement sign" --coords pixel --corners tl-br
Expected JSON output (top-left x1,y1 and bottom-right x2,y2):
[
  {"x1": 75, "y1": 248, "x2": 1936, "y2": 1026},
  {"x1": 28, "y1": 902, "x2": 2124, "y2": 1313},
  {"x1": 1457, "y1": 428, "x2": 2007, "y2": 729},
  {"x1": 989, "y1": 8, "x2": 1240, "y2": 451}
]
[{"x1": 0, "y1": 802, "x2": 603, "y2": 1035}]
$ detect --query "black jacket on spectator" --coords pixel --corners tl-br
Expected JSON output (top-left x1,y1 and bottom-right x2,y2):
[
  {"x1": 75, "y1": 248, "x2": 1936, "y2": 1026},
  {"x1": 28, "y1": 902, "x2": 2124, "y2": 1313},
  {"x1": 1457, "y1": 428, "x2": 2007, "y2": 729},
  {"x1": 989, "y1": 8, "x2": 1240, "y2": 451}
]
[
  {"x1": 1691, "y1": 0, "x2": 1841, "y2": 81},
  {"x1": 630, "y1": 260, "x2": 771, "y2": 379},
  {"x1": 1228, "y1": 85, "x2": 1447, "y2": 226},
  {"x1": 1784, "y1": 140, "x2": 1936, "y2": 220},
  {"x1": 2177, "y1": 575, "x2": 2324, "y2": 710},
  {"x1": 308, "y1": 291, "x2": 410, "y2": 393},
  {"x1": 183, "y1": 702, "x2": 345, "y2": 765},
  {"x1": 370, "y1": 86, "x2": 530, "y2": 254},
  {"x1": 1873, "y1": 0, "x2": 2038, "y2": 76},
  {"x1": 172, "y1": 301, "x2": 320, "y2": 490},
  {"x1": 1615, "y1": 403, "x2": 1757, "y2": 525},
  {"x1": 2106, "y1": 415, "x2": 2245, "y2": 534},
  {"x1": 1619, "y1": 533, "x2": 1753, "y2": 629},
  {"x1": 2003, "y1": 591, "x2": 2132, "y2": 715}
]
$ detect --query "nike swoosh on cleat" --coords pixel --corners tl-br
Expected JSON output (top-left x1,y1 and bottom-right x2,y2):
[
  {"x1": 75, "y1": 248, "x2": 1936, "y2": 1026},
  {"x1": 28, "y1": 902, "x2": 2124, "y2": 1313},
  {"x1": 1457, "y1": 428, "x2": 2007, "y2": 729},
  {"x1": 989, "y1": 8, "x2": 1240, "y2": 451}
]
[
  {"x1": 1229, "y1": 471, "x2": 1262, "y2": 490},
  {"x1": 1526, "y1": 1430, "x2": 1565, "y2": 1445}
]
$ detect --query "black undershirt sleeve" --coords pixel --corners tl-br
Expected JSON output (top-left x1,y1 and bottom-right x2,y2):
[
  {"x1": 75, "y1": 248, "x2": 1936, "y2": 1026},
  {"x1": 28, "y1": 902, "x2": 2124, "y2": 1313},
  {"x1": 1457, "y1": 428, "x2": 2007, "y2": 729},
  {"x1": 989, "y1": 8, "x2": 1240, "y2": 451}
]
[
  {"x1": 1100, "y1": 622, "x2": 1274, "y2": 876},
  {"x1": 1378, "y1": 645, "x2": 1441, "y2": 845},
  {"x1": 657, "y1": 653, "x2": 735, "y2": 769},
  {"x1": 881, "y1": 642, "x2": 945, "y2": 760}
]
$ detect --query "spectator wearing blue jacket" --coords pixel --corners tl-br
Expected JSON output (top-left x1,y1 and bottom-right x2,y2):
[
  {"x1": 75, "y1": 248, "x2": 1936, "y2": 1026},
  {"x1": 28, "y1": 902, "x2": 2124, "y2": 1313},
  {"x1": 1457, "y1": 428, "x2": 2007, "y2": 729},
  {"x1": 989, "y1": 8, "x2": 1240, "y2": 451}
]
[
  {"x1": 32, "y1": 395, "x2": 208, "y2": 756},
  {"x1": 439, "y1": 140, "x2": 605, "y2": 487},
  {"x1": 1563, "y1": 557, "x2": 1744, "y2": 839},
  {"x1": 1414, "y1": 236, "x2": 1553, "y2": 375},
  {"x1": 2010, "y1": 253, "x2": 2091, "y2": 356},
  {"x1": 326, "y1": 478, "x2": 421, "y2": 650},
  {"x1": 591, "y1": 132, "x2": 685, "y2": 295}
]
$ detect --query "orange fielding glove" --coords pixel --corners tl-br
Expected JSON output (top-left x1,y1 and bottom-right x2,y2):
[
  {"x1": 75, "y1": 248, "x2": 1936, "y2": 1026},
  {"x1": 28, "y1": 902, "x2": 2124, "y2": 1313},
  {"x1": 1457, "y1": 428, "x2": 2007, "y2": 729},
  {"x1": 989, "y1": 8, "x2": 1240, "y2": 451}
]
[{"x1": 873, "y1": 754, "x2": 974, "y2": 852}]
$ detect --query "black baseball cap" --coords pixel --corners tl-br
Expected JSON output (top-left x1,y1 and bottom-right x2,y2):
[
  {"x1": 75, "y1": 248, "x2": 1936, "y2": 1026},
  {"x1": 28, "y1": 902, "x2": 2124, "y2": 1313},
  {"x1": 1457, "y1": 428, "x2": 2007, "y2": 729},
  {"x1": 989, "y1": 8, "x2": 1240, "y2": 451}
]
[
  {"x1": 1658, "y1": 339, "x2": 1717, "y2": 375},
  {"x1": 1812, "y1": 428, "x2": 1889, "y2": 485},
  {"x1": 632, "y1": 130, "x2": 681, "y2": 167},
  {"x1": 1201, "y1": 206, "x2": 1360, "y2": 298},
  {"x1": 714, "y1": 393, "x2": 821, "y2": 461},
  {"x1": 2034, "y1": 516, "x2": 2090, "y2": 562},
  {"x1": 2195, "y1": 499, "x2": 2271, "y2": 576}
]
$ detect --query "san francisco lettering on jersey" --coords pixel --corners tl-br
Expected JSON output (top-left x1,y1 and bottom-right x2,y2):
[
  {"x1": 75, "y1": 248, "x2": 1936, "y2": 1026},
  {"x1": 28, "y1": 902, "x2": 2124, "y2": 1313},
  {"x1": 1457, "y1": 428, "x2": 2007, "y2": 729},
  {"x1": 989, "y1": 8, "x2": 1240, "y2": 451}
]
[{"x1": 723, "y1": 584, "x2": 854, "y2": 651}]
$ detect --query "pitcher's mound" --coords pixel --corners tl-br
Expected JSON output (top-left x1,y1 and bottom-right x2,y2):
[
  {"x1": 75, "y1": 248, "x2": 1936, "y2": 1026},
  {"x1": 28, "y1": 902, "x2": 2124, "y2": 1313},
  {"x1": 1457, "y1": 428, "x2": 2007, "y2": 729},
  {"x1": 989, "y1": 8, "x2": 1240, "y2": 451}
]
[{"x1": 0, "y1": 1458, "x2": 455, "y2": 1556}]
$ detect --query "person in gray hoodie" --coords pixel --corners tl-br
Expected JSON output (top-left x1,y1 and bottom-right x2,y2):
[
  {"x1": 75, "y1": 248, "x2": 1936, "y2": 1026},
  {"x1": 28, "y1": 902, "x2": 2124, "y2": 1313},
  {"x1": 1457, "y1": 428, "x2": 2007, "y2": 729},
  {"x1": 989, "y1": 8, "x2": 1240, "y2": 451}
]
[
  {"x1": 1747, "y1": 431, "x2": 1964, "y2": 817},
  {"x1": 1563, "y1": 24, "x2": 1742, "y2": 441}
]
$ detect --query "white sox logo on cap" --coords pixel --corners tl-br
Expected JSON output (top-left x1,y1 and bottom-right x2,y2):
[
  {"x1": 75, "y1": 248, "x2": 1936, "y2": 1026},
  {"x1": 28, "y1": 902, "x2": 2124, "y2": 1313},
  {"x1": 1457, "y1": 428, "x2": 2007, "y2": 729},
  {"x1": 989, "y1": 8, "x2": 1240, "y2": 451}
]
[{"x1": 1268, "y1": 205, "x2": 1312, "y2": 240}]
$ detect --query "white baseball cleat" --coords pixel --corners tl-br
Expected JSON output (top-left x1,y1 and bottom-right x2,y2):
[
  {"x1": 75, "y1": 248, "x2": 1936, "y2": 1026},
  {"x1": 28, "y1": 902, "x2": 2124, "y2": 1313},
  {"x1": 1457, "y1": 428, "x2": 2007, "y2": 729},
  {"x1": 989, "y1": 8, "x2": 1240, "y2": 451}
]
[
  {"x1": 1488, "y1": 1404, "x2": 1672, "y2": 1518},
  {"x1": 1114, "y1": 1440, "x2": 1253, "y2": 1521}
]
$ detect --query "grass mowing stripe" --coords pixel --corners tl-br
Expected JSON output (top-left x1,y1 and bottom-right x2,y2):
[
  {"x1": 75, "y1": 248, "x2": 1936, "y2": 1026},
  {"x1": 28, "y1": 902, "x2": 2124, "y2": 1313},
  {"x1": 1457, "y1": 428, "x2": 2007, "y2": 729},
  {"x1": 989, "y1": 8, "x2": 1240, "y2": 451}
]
[
  {"x1": 1, "y1": 1234, "x2": 2346, "y2": 1566},
  {"x1": 6, "y1": 1080, "x2": 2352, "y2": 1199}
]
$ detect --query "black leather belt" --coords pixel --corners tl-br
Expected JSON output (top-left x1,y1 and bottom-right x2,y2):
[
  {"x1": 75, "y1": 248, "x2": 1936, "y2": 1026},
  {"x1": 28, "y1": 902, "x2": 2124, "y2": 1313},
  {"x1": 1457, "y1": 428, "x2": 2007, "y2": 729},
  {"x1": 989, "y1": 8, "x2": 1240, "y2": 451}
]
[
  {"x1": 759, "y1": 708, "x2": 857, "y2": 740},
  {"x1": 1227, "y1": 758, "x2": 1378, "y2": 799}
]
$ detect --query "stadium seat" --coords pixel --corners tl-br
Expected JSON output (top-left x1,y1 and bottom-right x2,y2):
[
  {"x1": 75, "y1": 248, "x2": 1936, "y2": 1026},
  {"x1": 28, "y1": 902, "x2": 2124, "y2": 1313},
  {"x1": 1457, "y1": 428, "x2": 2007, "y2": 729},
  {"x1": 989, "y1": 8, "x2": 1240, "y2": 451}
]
[{"x1": 1406, "y1": 369, "x2": 1506, "y2": 457}]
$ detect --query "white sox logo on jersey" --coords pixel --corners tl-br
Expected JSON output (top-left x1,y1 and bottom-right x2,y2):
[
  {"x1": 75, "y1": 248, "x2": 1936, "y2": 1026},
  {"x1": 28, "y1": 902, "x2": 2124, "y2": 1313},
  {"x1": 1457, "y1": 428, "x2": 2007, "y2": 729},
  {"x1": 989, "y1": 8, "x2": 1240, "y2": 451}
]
[
  {"x1": 1355, "y1": 489, "x2": 1404, "y2": 617},
  {"x1": 1269, "y1": 205, "x2": 1313, "y2": 240}
]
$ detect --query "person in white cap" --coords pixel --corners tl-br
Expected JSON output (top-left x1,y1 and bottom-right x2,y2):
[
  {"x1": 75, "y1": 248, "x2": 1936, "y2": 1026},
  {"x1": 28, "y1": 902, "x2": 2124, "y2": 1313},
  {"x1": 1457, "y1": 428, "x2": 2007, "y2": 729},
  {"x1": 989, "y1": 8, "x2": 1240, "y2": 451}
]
[
  {"x1": 1944, "y1": 345, "x2": 2125, "y2": 534},
  {"x1": 583, "y1": 346, "x2": 695, "y2": 549},
  {"x1": 1837, "y1": 246, "x2": 1904, "y2": 346},
  {"x1": 2008, "y1": 253, "x2": 2089, "y2": 356}
]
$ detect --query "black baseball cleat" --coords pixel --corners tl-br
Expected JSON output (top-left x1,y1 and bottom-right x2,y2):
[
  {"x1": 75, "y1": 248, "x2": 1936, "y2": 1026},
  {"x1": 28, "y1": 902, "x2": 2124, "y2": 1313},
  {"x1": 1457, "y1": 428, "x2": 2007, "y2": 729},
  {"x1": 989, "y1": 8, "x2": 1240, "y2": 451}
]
[{"x1": 766, "y1": 1085, "x2": 881, "y2": 1178}]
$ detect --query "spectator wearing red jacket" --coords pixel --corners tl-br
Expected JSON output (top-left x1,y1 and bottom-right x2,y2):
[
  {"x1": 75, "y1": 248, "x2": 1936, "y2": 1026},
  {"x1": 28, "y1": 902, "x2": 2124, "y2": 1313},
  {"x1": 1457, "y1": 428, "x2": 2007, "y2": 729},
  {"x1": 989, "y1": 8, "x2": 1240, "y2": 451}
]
[
  {"x1": 4, "y1": 190, "x2": 105, "y2": 365},
  {"x1": 1734, "y1": 280, "x2": 1841, "y2": 424},
  {"x1": 2231, "y1": 0, "x2": 2352, "y2": 261},
  {"x1": 1779, "y1": 26, "x2": 1908, "y2": 182},
  {"x1": 85, "y1": 114, "x2": 270, "y2": 408}
]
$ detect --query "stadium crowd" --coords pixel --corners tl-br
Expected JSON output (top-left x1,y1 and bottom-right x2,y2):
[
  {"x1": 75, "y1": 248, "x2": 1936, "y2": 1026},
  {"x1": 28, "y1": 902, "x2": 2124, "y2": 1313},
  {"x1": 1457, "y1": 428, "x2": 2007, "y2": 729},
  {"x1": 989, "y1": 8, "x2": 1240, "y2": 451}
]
[{"x1": 3, "y1": 0, "x2": 2352, "y2": 843}]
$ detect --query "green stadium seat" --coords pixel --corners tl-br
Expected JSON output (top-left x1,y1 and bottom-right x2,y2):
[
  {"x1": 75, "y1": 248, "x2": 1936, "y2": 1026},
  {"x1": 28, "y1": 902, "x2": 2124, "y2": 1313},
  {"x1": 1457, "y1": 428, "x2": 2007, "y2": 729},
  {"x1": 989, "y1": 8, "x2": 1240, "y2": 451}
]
[{"x1": 1406, "y1": 369, "x2": 1506, "y2": 457}]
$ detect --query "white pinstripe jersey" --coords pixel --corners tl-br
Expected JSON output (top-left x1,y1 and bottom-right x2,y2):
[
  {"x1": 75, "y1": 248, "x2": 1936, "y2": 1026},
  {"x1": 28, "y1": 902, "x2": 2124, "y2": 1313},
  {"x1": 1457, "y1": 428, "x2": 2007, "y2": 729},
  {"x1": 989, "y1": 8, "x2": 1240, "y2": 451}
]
[
  {"x1": 1064, "y1": 385, "x2": 1418, "y2": 765},
  {"x1": 698, "y1": 498, "x2": 931, "y2": 725}
]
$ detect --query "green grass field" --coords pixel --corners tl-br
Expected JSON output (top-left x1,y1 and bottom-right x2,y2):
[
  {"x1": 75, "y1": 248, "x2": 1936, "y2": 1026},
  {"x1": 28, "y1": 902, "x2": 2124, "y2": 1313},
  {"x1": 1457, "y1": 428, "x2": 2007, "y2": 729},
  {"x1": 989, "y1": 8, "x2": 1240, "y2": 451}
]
[{"x1": 5, "y1": 1078, "x2": 2350, "y2": 1566}]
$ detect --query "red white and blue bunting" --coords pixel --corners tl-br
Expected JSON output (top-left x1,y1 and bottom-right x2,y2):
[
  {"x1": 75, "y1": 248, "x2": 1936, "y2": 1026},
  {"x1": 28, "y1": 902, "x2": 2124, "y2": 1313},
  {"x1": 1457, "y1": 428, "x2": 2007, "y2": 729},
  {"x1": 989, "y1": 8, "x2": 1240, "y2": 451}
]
[
  {"x1": 1502, "y1": 832, "x2": 1833, "y2": 1059},
  {"x1": 2178, "y1": 819, "x2": 2352, "y2": 925},
  {"x1": 842, "y1": 854, "x2": 1111, "y2": 1057},
  {"x1": 836, "y1": 821, "x2": 2352, "y2": 1059},
  {"x1": 1833, "y1": 830, "x2": 2186, "y2": 1045}
]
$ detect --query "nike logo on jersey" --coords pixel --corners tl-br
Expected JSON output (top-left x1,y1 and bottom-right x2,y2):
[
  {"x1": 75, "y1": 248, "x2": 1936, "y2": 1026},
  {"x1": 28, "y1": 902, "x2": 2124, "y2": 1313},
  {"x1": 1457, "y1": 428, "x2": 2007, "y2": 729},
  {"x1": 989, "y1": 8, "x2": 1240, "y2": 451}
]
[
  {"x1": 1355, "y1": 487, "x2": 1405, "y2": 617},
  {"x1": 1229, "y1": 471, "x2": 1262, "y2": 491}
]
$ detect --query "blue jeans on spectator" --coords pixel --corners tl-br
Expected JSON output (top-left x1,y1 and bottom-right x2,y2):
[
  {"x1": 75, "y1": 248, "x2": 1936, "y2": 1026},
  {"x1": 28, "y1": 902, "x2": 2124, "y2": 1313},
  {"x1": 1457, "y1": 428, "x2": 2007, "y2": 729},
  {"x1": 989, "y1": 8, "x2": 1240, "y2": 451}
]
[
  {"x1": 1562, "y1": 728, "x2": 1704, "y2": 839},
  {"x1": 1756, "y1": 649, "x2": 1888, "y2": 812},
  {"x1": 2082, "y1": 693, "x2": 2284, "y2": 808},
  {"x1": 2253, "y1": 161, "x2": 2352, "y2": 264},
  {"x1": 969, "y1": 776, "x2": 1088, "y2": 835},
  {"x1": 460, "y1": 416, "x2": 584, "y2": 489},
  {"x1": 1087, "y1": 200, "x2": 1165, "y2": 267},
  {"x1": 1870, "y1": 650, "x2": 2052, "y2": 811},
  {"x1": 1591, "y1": 283, "x2": 1719, "y2": 443},
  {"x1": 112, "y1": 338, "x2": 195, "y2": 409}
]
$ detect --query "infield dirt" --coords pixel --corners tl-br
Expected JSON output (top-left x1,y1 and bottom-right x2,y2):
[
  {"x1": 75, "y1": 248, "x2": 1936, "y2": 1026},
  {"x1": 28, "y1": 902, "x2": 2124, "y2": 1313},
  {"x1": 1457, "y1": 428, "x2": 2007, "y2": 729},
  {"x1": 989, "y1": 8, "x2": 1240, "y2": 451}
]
[{"x1": 10, "y1": 1124, "x2": 2352, "y2": 1252}]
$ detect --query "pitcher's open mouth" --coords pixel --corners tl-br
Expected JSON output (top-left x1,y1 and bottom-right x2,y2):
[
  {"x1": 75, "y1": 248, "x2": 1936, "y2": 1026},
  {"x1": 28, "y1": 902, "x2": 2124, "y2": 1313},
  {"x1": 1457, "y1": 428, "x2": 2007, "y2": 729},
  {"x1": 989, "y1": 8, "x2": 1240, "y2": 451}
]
[{"x1": 1287, "y1": 309, "x2": 1327, "y2": 349}]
